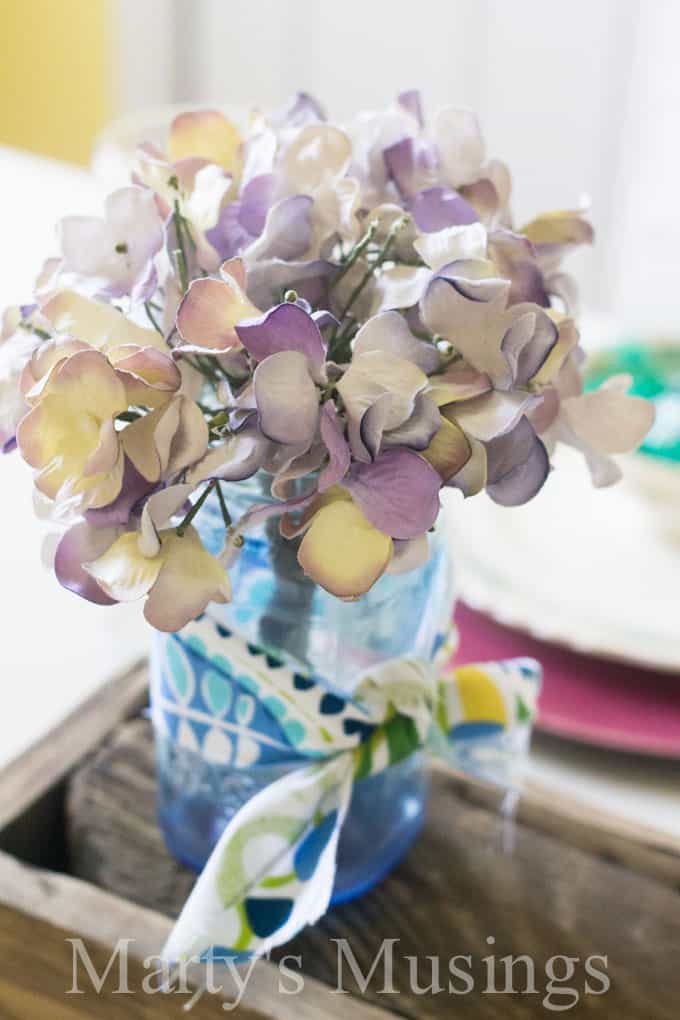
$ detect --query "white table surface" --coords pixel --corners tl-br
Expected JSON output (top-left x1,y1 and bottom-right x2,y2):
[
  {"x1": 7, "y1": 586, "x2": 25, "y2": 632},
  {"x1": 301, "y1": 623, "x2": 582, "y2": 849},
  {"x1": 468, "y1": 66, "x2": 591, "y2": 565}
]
[{"x1": 0, "y1": 146, "x2": 677, "y2": 840}]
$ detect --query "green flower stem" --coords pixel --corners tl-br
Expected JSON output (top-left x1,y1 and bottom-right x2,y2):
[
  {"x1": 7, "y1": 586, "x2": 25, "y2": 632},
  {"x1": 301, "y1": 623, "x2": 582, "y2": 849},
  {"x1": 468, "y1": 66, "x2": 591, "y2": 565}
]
[
  {"x1": 176, "y1": 479, "x2": 216, "y2": 537},
  {"x1": 215, "y1": 480, "x2": 232, "y2": 530},
  {"x1": 337, "y1": 215, "x2": 408, "y2": 322},
  {"x1": 208, "y1": 410, "x2": 230, "y2": 430},
  {"x1": 330, "y1": 220, "x2": 378, "y2": 289},
  {"x1": 328, "y1": 216, "x2": 410, "y2": 363},
  {"x1": 172, "y1": 200, "x2": 190, "y2": 295},
  {"x1": 144, "y1": 301, "x2": 163, "y2": 335}
]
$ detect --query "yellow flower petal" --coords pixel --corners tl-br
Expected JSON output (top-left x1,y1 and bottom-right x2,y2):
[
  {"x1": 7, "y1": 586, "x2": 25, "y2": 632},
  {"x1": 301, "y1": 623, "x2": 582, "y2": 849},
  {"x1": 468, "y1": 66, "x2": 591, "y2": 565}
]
[
  {"x1": 17, "y1": 350, "x2": 126, "y2": 507},
  {"x1": 21, "y1": 337, "x2": 91, "y2": 403},
  {"x1": 521, "y1": 210, "x2": 594, "y2": 246},
  {"x1": 422, "y1": 415, "x2": 471, "y2": 481},
  {"x1": 169, "y1": 110, "x2": 242, "y2": 174},
  {"x1": 109, "y1": 345, "x2": 181, "y2": 408},
  {"x1": 121, "y1": 396, "x2": 209, "y2": 482},
  {"x1": 121, "y1": 402, "x2": 176, "y2": 482},
  {"x1": 297, "y1": 497, "x2": 393, "y2": 599},
  {"x1": 42, "y1": 290, "x2": 164, "y2": 353},
  {"x1": 529, "y1": 315, "x2": 579, "y2": 386},
  {"x1": 144, "y1": 527, "x2": 231, "y2": 631},
  {"x1": 85, "y1": 531, "x2": 163, "y2": 602},
  {"x1": 176, "y1": 277, "x2": 258, "y2": 352}
]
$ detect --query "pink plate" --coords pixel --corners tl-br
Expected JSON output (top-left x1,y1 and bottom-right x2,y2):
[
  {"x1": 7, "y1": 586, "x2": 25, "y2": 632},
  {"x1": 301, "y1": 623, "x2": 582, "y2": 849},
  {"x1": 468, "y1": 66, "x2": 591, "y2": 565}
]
[{"x1": 453, "y1": 601, "x2": 680, "y2": 758}]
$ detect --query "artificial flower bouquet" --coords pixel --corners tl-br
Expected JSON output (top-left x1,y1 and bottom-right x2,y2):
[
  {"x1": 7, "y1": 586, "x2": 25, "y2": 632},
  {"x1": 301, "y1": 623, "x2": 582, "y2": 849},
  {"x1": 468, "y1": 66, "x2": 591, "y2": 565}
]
[{"x1": 0, "y1": 91, "x2": 654, "y2": 963}]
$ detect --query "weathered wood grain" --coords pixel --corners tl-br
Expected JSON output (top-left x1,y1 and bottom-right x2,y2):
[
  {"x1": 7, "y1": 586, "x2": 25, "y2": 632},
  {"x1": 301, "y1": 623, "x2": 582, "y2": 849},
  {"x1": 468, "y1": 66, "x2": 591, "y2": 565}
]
[
  {"x1": 0, "y1": 900, "x2": 267, "y2": 1018},
  {"x1": 432, "y1": 758, "x2": 680, "y2": 890},
  {"x1": 0, "y1": 851, "x2": 393, "y2": 1020},
  {"x1": 66, "y1": 718, "x2": 680, "y2": 1018}
]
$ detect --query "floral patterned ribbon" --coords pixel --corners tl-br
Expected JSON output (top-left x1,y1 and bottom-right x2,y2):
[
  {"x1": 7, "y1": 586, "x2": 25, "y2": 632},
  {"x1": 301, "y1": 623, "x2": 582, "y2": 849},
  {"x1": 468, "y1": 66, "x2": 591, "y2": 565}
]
[{"x1": 158, "y1": 614, "x2": 540, "y2": 964}]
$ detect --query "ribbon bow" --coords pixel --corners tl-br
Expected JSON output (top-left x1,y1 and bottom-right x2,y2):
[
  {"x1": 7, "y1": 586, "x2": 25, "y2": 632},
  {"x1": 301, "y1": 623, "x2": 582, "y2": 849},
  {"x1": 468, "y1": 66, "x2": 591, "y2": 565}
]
[{"x1": 157, "y1": 615, "x2": 540, "y2": 964}]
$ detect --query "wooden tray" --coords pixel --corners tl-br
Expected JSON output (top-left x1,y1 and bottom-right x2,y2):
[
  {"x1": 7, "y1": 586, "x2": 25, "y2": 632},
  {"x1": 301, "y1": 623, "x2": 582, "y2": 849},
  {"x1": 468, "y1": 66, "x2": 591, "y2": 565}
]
[{"x1": 1, "y1": 662, "x2": 679, "y2": 1018}]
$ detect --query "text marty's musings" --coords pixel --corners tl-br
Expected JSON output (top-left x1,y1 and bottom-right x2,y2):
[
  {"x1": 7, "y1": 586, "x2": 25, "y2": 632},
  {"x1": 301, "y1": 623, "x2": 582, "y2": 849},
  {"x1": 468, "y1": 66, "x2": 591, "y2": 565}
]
[{"x1": 67, "y1": 935, "x2": 610, "y2": 1012}]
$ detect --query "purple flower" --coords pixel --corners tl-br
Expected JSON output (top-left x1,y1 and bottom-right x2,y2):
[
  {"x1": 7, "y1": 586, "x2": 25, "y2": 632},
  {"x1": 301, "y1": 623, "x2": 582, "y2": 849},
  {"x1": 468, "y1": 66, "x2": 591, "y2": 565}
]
[{"x1": 237, "y1": 303, "x2": 327, "y2": 449}]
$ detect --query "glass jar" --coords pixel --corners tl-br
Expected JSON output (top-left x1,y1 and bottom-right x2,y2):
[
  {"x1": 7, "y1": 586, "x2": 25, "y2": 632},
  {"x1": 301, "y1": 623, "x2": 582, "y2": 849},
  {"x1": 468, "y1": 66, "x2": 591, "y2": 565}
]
[{"x1": 150, "y1": 475, "x2": 455, "y2": 904}]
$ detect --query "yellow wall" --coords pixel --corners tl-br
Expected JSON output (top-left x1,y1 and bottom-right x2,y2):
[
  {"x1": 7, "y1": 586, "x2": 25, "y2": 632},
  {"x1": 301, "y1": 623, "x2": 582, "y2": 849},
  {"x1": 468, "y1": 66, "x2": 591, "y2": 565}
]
[{"x1": 0, "y1": 0, "x2": 112, "y2": 165}]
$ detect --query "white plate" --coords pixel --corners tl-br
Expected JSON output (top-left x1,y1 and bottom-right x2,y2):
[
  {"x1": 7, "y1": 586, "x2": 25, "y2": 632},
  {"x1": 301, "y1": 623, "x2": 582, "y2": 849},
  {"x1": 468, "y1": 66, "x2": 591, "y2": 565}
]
[{"x1": 444, "y1": 447, "x2": 680, "y2": 673}]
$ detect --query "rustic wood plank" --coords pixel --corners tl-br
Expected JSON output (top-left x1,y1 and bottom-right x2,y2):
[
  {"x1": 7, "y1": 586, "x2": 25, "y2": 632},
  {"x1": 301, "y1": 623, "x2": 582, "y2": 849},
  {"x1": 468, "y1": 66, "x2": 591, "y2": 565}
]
[
  {"x1": 0, "y1": 901, "x2": 267, "y2": 1018},
  {"x1": 65, "y1": 718, "x2": 680, "y2": 1018},
  {"x1": 0, "y1": 851, "x2": 393, "y2": 1020},
  {"x1": 0, "y1": 660, "x2": 148, "y2": 831},
  {"x1": 432, "y1": 759, "x2": 680, "y2": 890}
]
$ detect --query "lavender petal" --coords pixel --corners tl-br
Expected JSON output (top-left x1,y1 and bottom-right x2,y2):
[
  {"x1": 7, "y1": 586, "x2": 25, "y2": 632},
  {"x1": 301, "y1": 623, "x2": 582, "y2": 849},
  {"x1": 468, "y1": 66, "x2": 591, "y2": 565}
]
[{"x1": 485, "y1": 416, "x2": 549, "y2": 506}]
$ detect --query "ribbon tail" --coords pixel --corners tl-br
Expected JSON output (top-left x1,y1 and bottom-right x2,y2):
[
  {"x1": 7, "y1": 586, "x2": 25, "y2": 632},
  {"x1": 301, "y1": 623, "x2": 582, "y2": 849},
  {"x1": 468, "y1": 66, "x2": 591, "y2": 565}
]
[
  {"x1": 162, "y1": 752, "x2": 354, "y2": 965},
  {"x1": 432, "y1": 656, "x2": 542, "y2": 787}
]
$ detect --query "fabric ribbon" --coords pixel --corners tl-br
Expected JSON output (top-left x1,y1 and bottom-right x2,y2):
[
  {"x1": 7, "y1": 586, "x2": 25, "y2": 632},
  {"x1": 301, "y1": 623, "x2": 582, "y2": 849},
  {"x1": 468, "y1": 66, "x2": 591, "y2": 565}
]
[{"x1": 157, "y1": 614, "x2": 540, "y2": 964}]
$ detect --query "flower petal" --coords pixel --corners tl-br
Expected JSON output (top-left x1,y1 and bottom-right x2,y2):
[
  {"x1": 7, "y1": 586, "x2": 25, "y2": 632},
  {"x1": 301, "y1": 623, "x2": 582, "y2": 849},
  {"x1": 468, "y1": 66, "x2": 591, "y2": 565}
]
[
  {"x1": 422, "y1": 414, "x2": 472, "y2": 481},
  {"x1": 521, "y1": 209, "x2": 594, "y2": 247},
  {"x1": 139, "y1": 482, "x2": 195, "y2": 556},
  {"x1": 445, "y1": 389, "x2": 541, "y2": 442},
  {"x1": 501, "y1": 305, "x2": 558, "y2": 387},
  {"x1": 387, "y1": 534, "x2": 430, "y2": 575},
  {"x1": 245, "y1": 195, "x2": 313, "y2": 262},
  {"x1": 380, "y1": 392, "x2": 441, "y2": 451},
  {"x1": 58, "y1": 186, "x2": 164, "y2": 302},
  {"x1": 186, "y1": 429, "x2": 267, "y2": 486},
  {"x1": 561, "y1": 376, "x2": 655, "y2": 454},
  {"x1": 371, "y1": 264, "x2": 431, "y2": 314},
  {"x1": 166, "y1": 396, "x2": 210, "y2": 475},
  {"x1": 55, "y1": 522, "x2": 121, "y2": 605},
  {"x1": 319, "y1": 401, "x2": 351, "y2": 491},
  {"x1": 414, "y1": 222, "x2": 487, "y2": 272},
  {"x1": 530, "y1": 315, "x2": 579, "y2": 386},
  {"x1": 176, "y1": 277, "x2": 258, "y2": 352},
  {"x1": 85, "y1": 457, "x2": 153, "y2": 526},
  {"x1": 434, "y1": 108, "x2": 485, "y2": 188},
  {"x1": 144, "y1": 527, "x2": 231, "y2": 631},
  {"x1": 352, "y1": 311, "x2": 439, "y2": 374},
  {"x1": 343, "y1": 448, "x2": 440, "y2": 539},
  {"x1": 427, "y1": 364, "x2": 492, "y2": 406},
  {"x1": 42, "y1": 290, "x2": 163, "y2": 352},
  {"x1": 17, "y1": 350, "x2": 126, "y2": 506},
  {"x1": 408, "y1": 187, "x2": 478, "y2": 233},
  {"x1": 485, "y1": 416, "x2": 549, "y2": 506},
  {"x1": 84, "y1": 530, "x2": 163, "y2": 602},
  {"x1": 420, "y1": 272, "x2": 511, "y2": 387},
  {"x1": 254, "y1": 350, "x2": 319, "y2": 446},
  {"x1": 298, "y1": 497, "x2": 393, "y2": 598},
  {"x1": 282, "y1": 124, "x2": 351, "y2": 193},
  {"x1": 169, "y1": 110, "x2": 241, "y2": 173},
  {"x1": 121, "y1": 396, "x2": 208, "y2": 482},
  {"x1": 448, "y1": 436, "x2": 487, "y2": 496},
  {"x1": 110, "y1": 345, "x2": 181, "y2": 406},
  {"x1": 245, "y1": 257, "x2": 334, "y2": 311},
  {"x1": 397, "y1": 89, "x2": 424, "y2": 127},
  {"x1": 270, "y1": 443, "x2": 326, "y2": 500},
  {"x1": 488, "y1": 229, "x2": 549, "y2": 307},
  {"x1": 337, "y1": 350, "x2": 427, "y2": 461},
  {"x1": 237, "y1": 302, "x2": 325, "y2": 371},
  {"x1": 21, "y1": 337, "x2": 91, "y2": 402}
]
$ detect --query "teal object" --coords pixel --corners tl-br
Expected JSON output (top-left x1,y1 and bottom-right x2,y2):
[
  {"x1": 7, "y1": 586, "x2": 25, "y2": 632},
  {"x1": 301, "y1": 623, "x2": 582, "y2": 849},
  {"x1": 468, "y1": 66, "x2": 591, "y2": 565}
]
[
  {"x1": 586, "y1": 341, "x2": 680, "y2": 464},
  {"x1": 150, "y1": 475, "x2": 456, "y2": 904}
]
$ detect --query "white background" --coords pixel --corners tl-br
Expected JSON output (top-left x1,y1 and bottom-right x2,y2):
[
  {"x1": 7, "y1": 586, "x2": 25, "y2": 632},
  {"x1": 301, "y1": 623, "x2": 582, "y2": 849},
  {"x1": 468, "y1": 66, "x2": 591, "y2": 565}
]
[{"x1": 116, "y1": 0, "x2": 680, "y2": 334}]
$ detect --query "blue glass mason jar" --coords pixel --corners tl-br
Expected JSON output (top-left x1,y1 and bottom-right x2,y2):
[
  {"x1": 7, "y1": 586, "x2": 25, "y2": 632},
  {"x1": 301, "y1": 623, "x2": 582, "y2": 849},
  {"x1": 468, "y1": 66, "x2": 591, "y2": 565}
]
[{"x1": 150, "y1": 475, "x2": 455, "y2": 904}]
